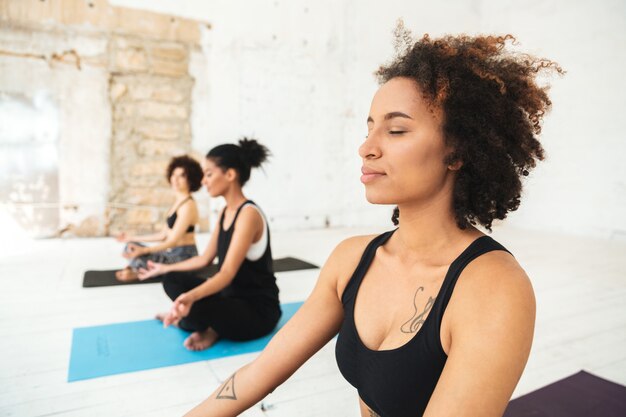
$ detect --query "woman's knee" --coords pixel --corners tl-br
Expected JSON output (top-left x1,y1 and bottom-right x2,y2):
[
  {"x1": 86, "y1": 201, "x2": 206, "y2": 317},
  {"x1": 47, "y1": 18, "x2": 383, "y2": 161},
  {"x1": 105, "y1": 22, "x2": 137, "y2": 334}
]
[
  {"x1": 162, "y1": 271, "x2": 202, "y2": 299},
  {"x1": 162, "y1": 272, "x2": 184, "y2": 300}
]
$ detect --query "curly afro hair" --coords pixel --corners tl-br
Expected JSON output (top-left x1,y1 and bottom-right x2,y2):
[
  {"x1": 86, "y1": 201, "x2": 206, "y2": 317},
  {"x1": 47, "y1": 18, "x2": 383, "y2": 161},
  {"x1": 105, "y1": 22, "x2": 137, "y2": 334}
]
[
  {"x1": 165, "y1": 155, "x2": 203, "y2": 192},
  {"x1": 378, "y1": 26, "x2": 564, "y2": 231}
]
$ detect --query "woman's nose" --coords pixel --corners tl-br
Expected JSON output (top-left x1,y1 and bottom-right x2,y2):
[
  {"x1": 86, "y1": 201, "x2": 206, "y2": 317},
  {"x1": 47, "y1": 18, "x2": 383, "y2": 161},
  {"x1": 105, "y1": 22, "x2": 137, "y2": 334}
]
[{"x1": 358, "y1": 132, "x2": 382, "y2": 159}]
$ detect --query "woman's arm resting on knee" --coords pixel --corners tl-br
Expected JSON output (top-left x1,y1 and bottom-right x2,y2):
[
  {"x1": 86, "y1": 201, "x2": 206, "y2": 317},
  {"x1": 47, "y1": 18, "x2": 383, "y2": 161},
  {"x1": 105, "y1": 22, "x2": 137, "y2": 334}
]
[
  {"x1": 183, "y1": 239, "x2": 353, "y2": 417},
  {"x1": 423, "y1": 255, "x2": 536, "y2": 417},
  {"x1": 138, "y1": 211, "x2": 221, "y2": 280},
  {"x1": 161, "y1": 222, "x2": 219, "y2": 273}
]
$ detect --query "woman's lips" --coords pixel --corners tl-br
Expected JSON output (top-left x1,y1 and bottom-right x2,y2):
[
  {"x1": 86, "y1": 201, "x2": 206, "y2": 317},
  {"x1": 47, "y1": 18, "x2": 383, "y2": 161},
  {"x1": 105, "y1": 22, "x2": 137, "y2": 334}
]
[{"x1": 361, "y1": 167, "x2": 386, "y2": 184}]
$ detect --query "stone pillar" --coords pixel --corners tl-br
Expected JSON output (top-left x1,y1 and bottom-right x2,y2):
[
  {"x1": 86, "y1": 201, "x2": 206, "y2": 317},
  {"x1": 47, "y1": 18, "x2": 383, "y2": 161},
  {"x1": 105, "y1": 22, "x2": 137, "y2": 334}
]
[
  {"x1": 0, "y1": 0, "x2": 209, "y2": 237},
  {"x1": 107, "y1": 37, "x2": 195, "y2": 234}
]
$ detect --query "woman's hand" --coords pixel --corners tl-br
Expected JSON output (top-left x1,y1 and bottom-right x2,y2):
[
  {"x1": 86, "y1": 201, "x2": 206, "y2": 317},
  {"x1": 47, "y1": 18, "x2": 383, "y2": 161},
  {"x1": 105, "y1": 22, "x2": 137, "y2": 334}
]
[
  {"x1": 138, "y1": 261, "x2": 167, "y2": 281},
  {"x1": 163, "y1": 293, "x2": 194, "y2": 327},
  {"x1": 123, "y1": 243, "x2": 147, "y2": 259},
  {"x1": 116, "y1": 232, "x2": 130, "y2": 243}
]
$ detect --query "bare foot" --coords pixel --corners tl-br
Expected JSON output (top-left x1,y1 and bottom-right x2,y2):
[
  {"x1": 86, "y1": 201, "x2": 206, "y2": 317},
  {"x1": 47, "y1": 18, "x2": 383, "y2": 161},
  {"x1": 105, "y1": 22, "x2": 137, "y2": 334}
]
[
  {"x1": 115, "y1": 267, "x2": 138, "y2": 282},
  {"x1": 155, "y1": 312, "x2": 180, "y2": 328},
  {"x1": 184, "y1": 328, "x2": 219, "y2": 351}
]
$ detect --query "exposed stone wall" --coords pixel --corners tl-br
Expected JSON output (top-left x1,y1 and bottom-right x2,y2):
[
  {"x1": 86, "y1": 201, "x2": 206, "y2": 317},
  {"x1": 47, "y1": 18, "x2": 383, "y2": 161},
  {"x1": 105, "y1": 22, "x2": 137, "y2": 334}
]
[
  {"x1": 107, "y1": 37, "x2": 195, "y2": 234},
  {"x1": 0, "y1": 0, "x2": 203, "y2": 44},
  {"x1": 0, "y1": 0, "x2": 209, "y2": 237}
]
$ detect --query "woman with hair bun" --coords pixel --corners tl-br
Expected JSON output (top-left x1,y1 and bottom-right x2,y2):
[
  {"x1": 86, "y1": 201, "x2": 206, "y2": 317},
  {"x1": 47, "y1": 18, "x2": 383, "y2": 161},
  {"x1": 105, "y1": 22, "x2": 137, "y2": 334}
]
[
  {"x1": 139, "y1": 138, "x2": 281, "y2": 351},
  {"x1": 116, "y1": 154, "x2": 203, "y2": 282}
]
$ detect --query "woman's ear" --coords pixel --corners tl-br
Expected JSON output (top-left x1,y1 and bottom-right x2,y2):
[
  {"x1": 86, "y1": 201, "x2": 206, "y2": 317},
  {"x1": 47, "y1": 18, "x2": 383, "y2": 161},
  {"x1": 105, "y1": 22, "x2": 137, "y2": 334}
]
[
  {"x1": 448, "y1": 160, "x2": 463, "y2": 171},
  {"x1": 445, "y1": 149, "x2": 463, "y2": 171},
  {"x1": 225, "y1": 168, "x2": 238, "y2": 182}
]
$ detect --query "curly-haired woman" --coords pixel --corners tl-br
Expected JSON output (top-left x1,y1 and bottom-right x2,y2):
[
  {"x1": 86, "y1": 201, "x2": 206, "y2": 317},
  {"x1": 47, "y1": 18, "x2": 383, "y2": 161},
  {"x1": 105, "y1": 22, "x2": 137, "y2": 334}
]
[
  {"x1": 116, "y1": 155, "x2": 203, "y2": 282},
  {"x1": 183, "y1": 32, "x2": 563, "y2": 417}
]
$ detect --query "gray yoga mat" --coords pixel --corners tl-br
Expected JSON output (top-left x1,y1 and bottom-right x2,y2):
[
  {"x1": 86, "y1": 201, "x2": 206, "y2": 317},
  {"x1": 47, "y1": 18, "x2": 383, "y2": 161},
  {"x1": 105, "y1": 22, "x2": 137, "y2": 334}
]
[{"x1": 83, "y1": 257, "x2": 318, "y2": 288}]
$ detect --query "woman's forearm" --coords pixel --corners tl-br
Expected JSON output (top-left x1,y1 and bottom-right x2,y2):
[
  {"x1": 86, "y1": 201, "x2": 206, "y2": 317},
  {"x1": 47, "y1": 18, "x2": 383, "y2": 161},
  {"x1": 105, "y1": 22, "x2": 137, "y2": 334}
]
[
  {"x1": 184, "y1": 361, "x2": 282, "y2": 417},
  {"x1": 187, "y1": 271, "x2": 232, "y2": 301},
  {"x1": 166, "y1": 255, "x2": 209, "y2": 273},
  {"x1": 145, "y1": 239, "x2": 176, "y2": 253},
  {"x1": 182, "y1": 271, "x2": 343, "y2": 417}
]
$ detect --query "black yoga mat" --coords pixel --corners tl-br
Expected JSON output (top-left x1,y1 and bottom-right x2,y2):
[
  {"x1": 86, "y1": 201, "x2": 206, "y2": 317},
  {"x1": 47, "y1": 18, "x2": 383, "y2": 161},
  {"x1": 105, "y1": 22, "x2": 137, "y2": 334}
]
[
  {"x1": 504, "y1": 370, "x2": 626, "y2": 417},
  {"x1": 83, "y1": 257, "x2": 319, "y2": 288}
]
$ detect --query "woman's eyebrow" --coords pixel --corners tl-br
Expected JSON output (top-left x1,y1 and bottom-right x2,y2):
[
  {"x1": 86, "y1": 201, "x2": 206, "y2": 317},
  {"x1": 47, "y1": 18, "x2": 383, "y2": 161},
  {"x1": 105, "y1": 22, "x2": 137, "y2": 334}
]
[
  {"x1": 385, "y1": 111, "x2": 413, "y2": 120},
  {"x1": 367, "y1": 112, "x2": 414, "y2": 123}
]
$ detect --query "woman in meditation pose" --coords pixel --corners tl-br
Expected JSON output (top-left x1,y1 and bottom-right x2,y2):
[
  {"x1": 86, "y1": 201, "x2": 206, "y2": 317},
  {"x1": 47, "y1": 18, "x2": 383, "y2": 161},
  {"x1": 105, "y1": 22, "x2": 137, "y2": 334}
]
[
  {"x1": 139, "y1": 138, "x2": 281, "y2": 352},
  {"x1": 183, "y1": 31, "x2": 562, "y2": 417},
  {"x1": 116, "y1": 155, "x2": 203, "y2": 282}
]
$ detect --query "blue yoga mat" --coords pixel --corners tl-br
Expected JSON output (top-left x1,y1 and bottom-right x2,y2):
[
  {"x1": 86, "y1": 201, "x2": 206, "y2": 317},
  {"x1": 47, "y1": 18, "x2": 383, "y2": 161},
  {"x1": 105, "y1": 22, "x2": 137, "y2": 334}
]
[{"x1": 68, "y1": 302, "x2": 302, "y2": 382}]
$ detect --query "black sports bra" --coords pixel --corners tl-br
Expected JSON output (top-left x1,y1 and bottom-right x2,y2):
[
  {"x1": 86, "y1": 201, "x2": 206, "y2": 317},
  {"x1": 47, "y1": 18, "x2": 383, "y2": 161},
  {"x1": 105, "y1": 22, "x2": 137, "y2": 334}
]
[
  {"x1": 166, "y1": 196, "x2": 195, "y2": 233},
  {"x1": 335, "y1": 230, "x2": 511, "y2": 416}
]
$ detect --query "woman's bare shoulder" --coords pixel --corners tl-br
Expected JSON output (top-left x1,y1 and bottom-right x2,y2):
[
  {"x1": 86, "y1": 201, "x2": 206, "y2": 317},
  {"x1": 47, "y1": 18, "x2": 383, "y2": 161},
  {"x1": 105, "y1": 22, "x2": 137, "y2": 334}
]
[
  {"x1": 449, "y1": 248, "x2": 535, "y2": 332},
  {"x1": 459, "y1": 249, "x2": 532, "y2": 293},
  {"x1": 323, "y1": 233, "x2": 382, "y2": 299},
  {"x1": 334, "y1": 234, "x2": 379, "y2": 255},
  {"x1": 238, "y1": 204, "x2": 264, "y2": 222},
  {"x1": 177, "y1": 197, "x2": 199, "y2": 215}
]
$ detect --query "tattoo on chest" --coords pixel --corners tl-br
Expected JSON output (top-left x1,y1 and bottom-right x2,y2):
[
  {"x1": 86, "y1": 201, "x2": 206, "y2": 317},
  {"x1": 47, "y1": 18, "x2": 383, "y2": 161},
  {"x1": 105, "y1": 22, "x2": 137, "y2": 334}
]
[
  {"x1": 400, "y1": 286, "x2": 435, "y2": 334},
  {"x1": 216, "y1": 373, "x2": 237, "y2": 400},
  {"x1": 368, "y1": 408, "x2": 381, "y2": 417}
]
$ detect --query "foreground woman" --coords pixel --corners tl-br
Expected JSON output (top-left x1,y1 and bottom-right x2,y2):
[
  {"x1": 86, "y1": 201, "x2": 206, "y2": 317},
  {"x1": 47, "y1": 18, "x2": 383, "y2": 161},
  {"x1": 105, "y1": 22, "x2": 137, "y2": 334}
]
[{"x1": 184, "y1": 32, "x2": 562, "y2": 417}]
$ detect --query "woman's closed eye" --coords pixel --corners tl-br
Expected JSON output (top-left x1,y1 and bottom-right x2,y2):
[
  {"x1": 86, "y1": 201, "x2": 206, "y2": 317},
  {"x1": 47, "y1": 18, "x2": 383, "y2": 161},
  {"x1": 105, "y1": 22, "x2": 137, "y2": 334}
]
[{"x1": 364, "y1": 130, "x2": 406, "y2": 138}]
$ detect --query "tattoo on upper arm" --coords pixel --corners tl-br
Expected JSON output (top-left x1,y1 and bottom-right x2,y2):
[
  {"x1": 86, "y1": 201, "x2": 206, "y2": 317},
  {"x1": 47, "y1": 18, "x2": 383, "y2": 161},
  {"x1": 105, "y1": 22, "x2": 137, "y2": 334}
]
[
  {"x1": 400, "y1": 286, "x2": 435, "y2": 334},
  {"x1": 216, "y1": 373, "x2": 237, "y2": 400},
  {"x1": 368, "y1": 408, "x2": 381, "y2": 417}
]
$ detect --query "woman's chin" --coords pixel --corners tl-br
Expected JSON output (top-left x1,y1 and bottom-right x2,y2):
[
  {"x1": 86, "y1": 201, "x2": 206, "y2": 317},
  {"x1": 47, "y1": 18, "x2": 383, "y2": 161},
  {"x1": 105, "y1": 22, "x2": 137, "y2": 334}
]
[{"x1": 364, "y1": 190, "x2": 395, "y2": 205}]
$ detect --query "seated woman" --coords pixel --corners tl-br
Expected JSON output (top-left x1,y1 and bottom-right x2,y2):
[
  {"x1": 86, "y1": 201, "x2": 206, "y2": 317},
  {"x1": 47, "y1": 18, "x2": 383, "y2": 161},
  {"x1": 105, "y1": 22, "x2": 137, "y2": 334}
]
[
  {"x1": 138, "y1": 138, "x2": 281, "y2": 352},
  {"x1": 179, "y1": 32, "x2": 563, "y2": 417},
  {"x1": 116, "y1": 155, "x2": 203, "y2": 282}
]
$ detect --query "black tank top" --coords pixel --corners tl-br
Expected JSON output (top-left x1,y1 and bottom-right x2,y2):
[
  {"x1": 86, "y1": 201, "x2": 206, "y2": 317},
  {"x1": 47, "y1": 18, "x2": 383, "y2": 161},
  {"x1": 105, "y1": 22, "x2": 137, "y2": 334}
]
[
  {"x1": 166, "y1": 196, "x2": 195, "y2": 233},
  {"x1": 335, "y1": 230, "x2": 511, "y2": 417},
  {"x1": 217, "y1": 200, "x2": 279, "y2": 304}
]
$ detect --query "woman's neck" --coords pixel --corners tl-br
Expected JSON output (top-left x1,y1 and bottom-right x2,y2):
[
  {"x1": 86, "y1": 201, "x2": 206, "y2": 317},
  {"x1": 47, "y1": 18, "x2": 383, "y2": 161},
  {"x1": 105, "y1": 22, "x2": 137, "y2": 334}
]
[
  {"x1": 174, "y1": 191, "x2": 191, "y2": 202},
  {"x1": 223, "y1": 186, "x2": 247, "y2": 211},
  {"x1": 391, "y1": 192, "x2": 482, "y2": 264}
]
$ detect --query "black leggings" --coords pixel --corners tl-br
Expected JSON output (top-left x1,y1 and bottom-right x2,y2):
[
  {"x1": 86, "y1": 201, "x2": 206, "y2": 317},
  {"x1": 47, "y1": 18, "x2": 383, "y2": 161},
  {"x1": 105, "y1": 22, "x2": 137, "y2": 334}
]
[{"x1": 162, "y1": 272, "x2": 281, "y2": 341}]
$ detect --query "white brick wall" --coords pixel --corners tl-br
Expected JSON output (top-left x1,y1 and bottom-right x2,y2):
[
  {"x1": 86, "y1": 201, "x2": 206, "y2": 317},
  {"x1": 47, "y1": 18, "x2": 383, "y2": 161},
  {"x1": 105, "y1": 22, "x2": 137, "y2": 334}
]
[{"x1": 113, "y1": 0, "x2": 626, "y2": 239}]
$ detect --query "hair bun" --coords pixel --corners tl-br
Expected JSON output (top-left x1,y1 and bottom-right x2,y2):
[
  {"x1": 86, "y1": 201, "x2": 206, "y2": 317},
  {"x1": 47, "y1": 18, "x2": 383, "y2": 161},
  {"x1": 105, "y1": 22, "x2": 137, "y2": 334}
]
[{"x1": 238, "y1": 137, "x2": 270, "y2": 168}]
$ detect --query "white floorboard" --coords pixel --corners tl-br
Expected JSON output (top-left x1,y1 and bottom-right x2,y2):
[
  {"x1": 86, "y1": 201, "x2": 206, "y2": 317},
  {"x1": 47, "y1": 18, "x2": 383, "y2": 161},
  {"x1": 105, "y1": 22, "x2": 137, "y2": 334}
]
[{"x1": 0, "y1": 225, "x2": 624, "y2": 416}]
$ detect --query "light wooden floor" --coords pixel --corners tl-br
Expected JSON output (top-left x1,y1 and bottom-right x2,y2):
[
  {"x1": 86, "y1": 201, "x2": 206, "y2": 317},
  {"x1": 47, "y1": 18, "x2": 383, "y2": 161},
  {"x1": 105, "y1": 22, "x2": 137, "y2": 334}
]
[{"x1": 0, "y1": 225, "x2": 625, "y2": 416}]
